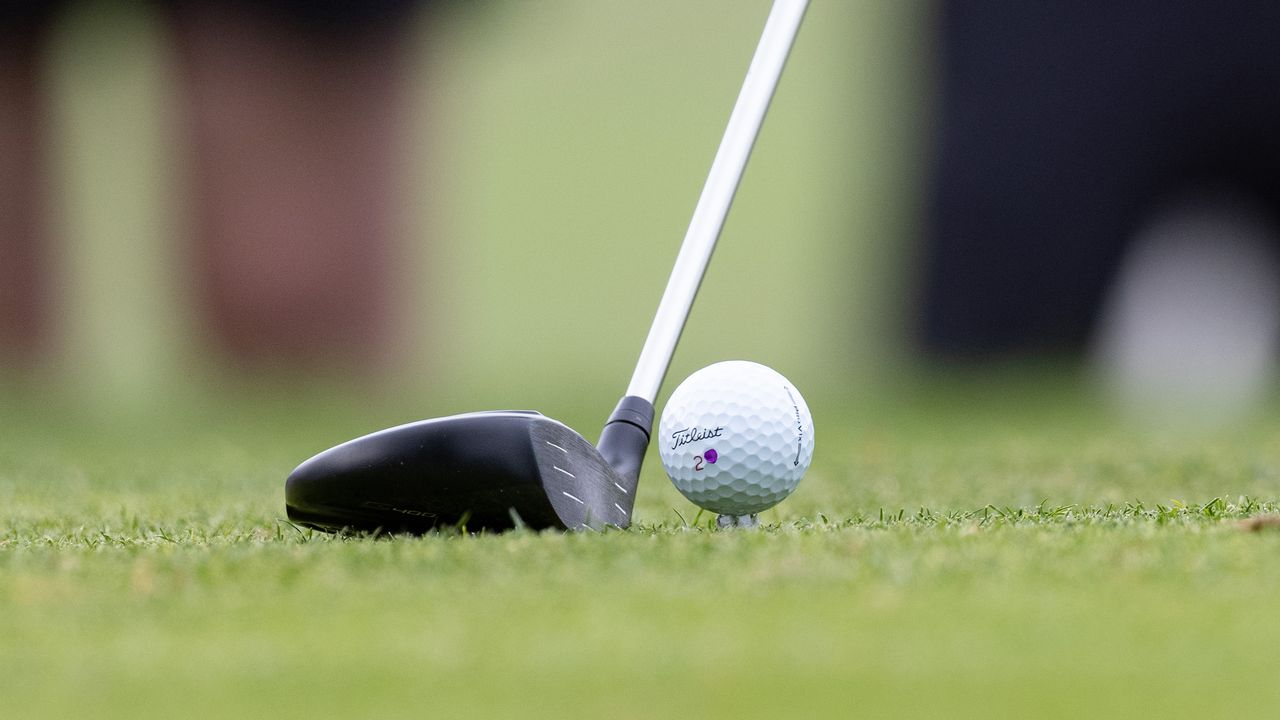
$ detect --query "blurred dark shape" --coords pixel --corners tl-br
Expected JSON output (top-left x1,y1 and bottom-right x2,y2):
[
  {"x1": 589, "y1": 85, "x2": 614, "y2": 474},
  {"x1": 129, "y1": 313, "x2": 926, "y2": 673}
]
[
  {"x1": 166, "y1": 0, "x2": 425, "y2": 372},
  {"x1": 917, "y1": 1, "x2": 1280, "y2": 359},
  {"x1": 0, "y1": 3, "x2": 61, "y2": 363},
  {"x1": 0, "y1": 0, "x2": 429, "y2": 373},
  {"x1": 171, "y1": 0, "x2": 424, "y2": 35}
]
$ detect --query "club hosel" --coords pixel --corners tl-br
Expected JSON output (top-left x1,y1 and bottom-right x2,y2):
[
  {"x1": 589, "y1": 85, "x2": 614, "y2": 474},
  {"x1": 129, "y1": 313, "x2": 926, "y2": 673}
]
[{"x1": 597, "y1": 396, "x2": 654, "y2": 503}]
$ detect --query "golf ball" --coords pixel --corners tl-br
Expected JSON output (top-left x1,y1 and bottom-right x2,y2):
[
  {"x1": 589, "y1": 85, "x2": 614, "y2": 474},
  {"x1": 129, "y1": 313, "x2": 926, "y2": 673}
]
[{"x1": 659, "y1": 361, "x2": 814, "y2": 516}]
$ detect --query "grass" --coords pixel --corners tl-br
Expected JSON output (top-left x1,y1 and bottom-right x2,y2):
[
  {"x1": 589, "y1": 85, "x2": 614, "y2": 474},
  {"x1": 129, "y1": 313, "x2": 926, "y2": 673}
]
[{"x1": 4, "y1": 384, "x2": 1280, "y2": 719}]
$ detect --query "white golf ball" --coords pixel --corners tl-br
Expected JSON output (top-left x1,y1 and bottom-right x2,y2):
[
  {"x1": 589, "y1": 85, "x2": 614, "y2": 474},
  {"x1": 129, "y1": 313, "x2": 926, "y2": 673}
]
[{"x1": 658, "y1": 361, "x2": 814, "y2": 516}]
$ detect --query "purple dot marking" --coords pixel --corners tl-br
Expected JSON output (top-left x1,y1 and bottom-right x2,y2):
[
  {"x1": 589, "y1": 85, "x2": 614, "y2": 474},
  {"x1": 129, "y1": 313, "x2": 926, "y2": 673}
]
[{"x1": 704, "y1": 448, "x2": 718, "y2": 464}]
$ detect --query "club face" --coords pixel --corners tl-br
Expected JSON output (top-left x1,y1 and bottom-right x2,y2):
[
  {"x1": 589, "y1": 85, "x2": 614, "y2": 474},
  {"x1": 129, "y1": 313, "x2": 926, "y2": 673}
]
[{"x1": 285, "y1": 411, "x2": 635, "y2": 533}]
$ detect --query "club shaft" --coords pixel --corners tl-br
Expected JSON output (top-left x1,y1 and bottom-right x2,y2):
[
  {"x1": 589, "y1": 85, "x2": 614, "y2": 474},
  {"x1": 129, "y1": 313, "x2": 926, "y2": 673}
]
[{"x1": 625, "y1": 0, "x2": 809, "y2": 403}]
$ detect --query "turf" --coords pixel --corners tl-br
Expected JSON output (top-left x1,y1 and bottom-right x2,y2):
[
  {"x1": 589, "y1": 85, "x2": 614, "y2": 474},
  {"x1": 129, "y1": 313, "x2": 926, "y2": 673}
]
[{"x1": 4, "y1": 386, "x2": 1280, "y2": 719}]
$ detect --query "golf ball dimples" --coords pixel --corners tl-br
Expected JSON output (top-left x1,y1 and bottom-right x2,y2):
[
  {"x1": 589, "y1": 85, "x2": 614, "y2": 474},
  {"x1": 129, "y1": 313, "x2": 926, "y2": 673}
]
[{"x1": 659, "y1": 361, "x2": 814, "y2": 516}]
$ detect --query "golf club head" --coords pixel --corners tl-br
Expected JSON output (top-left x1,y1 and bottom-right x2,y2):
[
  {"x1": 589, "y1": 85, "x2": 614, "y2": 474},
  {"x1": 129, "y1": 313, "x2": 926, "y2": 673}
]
[{"x1": 285, "y1": 400, "x2": 652, "y2": 533}]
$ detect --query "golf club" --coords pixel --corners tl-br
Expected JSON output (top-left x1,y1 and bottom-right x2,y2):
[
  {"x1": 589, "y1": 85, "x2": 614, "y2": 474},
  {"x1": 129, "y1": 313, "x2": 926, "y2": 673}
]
[{"x1": 284, "y1": 0, "x2": 809, "y2": 533}]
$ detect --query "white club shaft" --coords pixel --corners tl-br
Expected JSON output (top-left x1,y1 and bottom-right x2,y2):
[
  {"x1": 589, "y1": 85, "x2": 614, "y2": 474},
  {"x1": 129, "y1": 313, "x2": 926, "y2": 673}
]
[{"x1": 625, "y1": 0, "x2": 809, "y2": 403}]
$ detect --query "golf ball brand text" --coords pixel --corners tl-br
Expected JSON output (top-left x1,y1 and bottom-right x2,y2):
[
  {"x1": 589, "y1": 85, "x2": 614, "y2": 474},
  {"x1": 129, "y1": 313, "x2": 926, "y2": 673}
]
[
  {"x1": 783, "y1": 384, "x2": 803, "y2": 466},
  {"x1": 669, "y1": 426, "x2": 725, "y2": 450}
]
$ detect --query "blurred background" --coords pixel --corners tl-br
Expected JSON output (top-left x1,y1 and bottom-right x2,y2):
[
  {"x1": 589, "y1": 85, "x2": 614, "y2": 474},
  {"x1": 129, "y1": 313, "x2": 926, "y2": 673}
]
[
  {"x1": 4, "y1": 0, "x2": 1280, "y2": 432},
  {"x1": 0, "y1": 0, "x2": 928, "y2": 426}
]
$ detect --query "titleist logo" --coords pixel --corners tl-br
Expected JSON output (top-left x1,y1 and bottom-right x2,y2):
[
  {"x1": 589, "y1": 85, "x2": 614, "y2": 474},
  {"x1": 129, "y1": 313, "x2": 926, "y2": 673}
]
[{"x1": 669, "y1": 426, "x2": 724, "y2": 450}]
